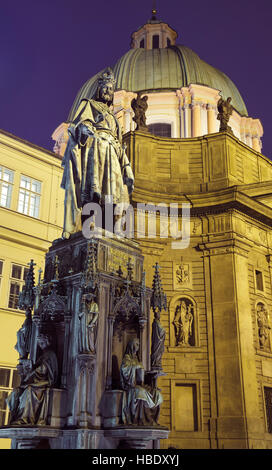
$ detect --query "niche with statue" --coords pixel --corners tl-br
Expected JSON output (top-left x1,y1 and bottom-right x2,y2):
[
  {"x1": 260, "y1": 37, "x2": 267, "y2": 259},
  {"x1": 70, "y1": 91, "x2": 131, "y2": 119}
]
[
  {"x1": 256, "y1": 302, "x2": 271, "y2": 352},
  {"x1": 172, "y1": 297, "x2": 196, "y2": 347}
]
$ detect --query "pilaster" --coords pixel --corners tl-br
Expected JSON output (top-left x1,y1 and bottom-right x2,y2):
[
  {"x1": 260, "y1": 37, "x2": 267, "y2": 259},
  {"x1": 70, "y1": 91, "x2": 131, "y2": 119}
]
[
  {"x1": 207, "y1": 104, "x2": 217, "y2": 134},
  {"x1": 199, "y1": 235, "x2": 264, "y2": 448},
  {"x1": 191, "y1": 101, "x2": 201, "y2": 137}
]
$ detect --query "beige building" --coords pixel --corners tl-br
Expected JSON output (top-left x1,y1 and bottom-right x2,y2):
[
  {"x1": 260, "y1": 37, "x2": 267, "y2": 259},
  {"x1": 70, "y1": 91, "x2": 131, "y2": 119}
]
[
  {"x1": 1, "y1": 11, "x2": 272, "y2": 449},
  {"x1": 0, "y1": 130, "x2": 63, "y2": 447}
]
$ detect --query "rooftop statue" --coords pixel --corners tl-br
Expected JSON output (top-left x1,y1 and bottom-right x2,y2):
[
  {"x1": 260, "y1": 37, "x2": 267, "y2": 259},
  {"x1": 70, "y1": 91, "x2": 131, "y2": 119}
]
[
  {"x1": 131, "y1": 93, "x2": 148, "y2": 131},
  {"x1": 61, "y1": 68, "x2": 134, "y2": 239},
  {"x1": 217, "y1": 96, "x2": 234, "y2": 134}
]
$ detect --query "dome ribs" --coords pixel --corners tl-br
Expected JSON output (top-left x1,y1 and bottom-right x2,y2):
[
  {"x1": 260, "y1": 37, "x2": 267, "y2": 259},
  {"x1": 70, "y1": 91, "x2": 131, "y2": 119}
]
[
  {"x1": 67, "y1": 44, "x2": 248, "y2": 118},
  {"x1": 173, "y1": 45, "x2": 189, "y2": 87}
]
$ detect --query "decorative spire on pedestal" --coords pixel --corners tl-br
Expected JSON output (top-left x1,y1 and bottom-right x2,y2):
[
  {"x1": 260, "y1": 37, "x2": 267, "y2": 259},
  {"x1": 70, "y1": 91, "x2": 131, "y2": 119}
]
[
  {"x1": 81, "y1": 239, "x2": 98, "y2": 292},
  {"x1": 126, "y1": 258, "x2": 134, "y2": 282},
  {"x1": 53, "y1": 255, "x2": 60, "y2": 281},
  {"x1": 150, "y1": 262, "x2": 167, "y2": 372},
  {"x1": 18, "y1": 259, "x2": 36, "y2": 311},
  {"x1": 151, "y1": 262, "x2": 167, "y2": 314},
  {"x1": 16, "y1": 260, "x2": 36, "y2": 360}
]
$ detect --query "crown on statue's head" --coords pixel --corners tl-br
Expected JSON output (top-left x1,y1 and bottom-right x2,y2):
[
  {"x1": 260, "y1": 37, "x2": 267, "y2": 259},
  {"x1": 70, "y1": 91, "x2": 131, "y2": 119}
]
[{"x1": 98, "y1": 68, "x2": 116, "y2": 87}]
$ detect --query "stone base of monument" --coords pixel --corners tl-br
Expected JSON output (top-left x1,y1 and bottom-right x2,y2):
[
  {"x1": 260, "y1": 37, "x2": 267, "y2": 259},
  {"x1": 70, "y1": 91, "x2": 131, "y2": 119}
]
[
  {"x1": 0, "y1": 426, "x2": 169, "y2": 449},
  {"x1": 1, "y1": 232, "x2": 169, "y2": 449}
]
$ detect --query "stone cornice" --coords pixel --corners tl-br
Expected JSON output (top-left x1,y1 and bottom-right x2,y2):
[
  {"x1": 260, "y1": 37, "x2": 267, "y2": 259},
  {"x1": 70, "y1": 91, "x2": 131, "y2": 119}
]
[
  {"x1": 197, "y1": 235, "x2": 253, "y2": 258},
  {"x1": 0, "y1": 128, "x2": 62, "y2": 164},
  {"x1": 132, "y1": 186, "x2": 272, "y2": 228}
]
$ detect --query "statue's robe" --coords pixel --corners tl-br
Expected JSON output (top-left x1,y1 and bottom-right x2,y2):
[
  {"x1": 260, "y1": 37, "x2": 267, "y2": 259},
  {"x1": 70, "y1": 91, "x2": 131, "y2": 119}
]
[
  {"x1": 7, "y1": 349, "x2": 58, "y2": 425},
  {"x1": 15, "y1": 312, "x2": 32, "y2": 359},
  {"x1": 61, "y1": 99, "x2": 134, "y2": 236},
  {"x1": 78, "y1": 301, "x2": 99, "y2": 353},
  {"x1": 151, "y1": 318, "x2": 166, "y2": 369},
  {"x1": 120, "y1": 351, "x2": 162, "y2": 425}
]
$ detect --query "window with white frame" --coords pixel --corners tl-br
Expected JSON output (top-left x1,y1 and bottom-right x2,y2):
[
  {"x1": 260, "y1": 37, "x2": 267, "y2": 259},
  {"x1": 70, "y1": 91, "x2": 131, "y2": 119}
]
[
  {"x1": 18, "y1": 175, "x2": 41, "y2": 218},
  {"x1": 8, "y1": 263, "x2": 29, "y2": 310},
  {"x1": 0, "y1": 367, "x2": 20, "y2": 425},
  {"x1": 0, "y1": 166, "x2": 14, "y2": 208}
]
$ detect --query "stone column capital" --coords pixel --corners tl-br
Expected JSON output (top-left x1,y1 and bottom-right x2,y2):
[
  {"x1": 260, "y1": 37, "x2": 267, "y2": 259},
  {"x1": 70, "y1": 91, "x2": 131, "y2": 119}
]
[
  {"x1": 207, "y1": 104, "x2": 217, "y2": 111},
  {"x1": 191, "y1": 100, "x2": 201, "y2": 108}
]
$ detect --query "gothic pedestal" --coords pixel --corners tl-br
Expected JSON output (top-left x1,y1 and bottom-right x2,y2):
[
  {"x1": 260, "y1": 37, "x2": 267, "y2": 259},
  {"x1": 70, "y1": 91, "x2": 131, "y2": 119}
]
[{"x1": 1, "y1": 232, "x2": 169, "y2": 449}]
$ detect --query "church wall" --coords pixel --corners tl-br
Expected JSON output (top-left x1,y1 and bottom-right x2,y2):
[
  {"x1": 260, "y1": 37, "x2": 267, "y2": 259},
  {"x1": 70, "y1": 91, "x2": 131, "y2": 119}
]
[
  {"x1": 125, "y1": 132, "x2": 272, "y2": 201},
  {"x1": 247, "y1": 246, "x2": 272, "y2": 446},
  {"x1": 129, "y1": 130, "x2": 272, "y2": 448},
  {"x1": 134, "y1": 196, "x2": 272, "y2": 449},
  {"x1": 137, "y1": 223, "x2": 212, "y2": 448}
]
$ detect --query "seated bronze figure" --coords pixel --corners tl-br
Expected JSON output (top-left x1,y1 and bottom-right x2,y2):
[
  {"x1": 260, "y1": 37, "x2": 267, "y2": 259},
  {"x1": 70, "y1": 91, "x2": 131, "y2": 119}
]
[
  {"x1": 7, "y1": 333, "x2": 58, "y2": 426},
  {"x1": 120, "y1": 338, "x2": 162, "y2": 425}
]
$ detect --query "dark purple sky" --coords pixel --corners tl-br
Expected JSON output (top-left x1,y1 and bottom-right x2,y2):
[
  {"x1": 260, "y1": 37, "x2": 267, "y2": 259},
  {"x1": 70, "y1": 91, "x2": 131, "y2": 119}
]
[{"x1": 0, "y1": 0, "x2": 271, "y2": 157}]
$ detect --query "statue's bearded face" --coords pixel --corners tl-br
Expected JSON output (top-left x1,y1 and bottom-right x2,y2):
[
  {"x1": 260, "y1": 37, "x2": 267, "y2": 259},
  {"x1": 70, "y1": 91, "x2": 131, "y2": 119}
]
[
  {"x1": 99, "y1": 82, "x2": 114, "y2": 103},
  {"x1": 37, "y1": 335, "x2": 50, "y2": 350}
]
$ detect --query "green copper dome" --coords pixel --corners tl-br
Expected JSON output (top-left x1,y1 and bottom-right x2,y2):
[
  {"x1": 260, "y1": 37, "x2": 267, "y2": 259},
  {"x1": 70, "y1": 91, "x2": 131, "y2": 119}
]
[{"x1": 68, "y1": 44, "x2": 248, "y2": 120}]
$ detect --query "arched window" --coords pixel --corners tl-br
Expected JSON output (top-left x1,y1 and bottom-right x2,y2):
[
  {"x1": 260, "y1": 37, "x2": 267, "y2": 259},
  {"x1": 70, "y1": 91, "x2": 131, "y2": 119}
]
[
  {"x1": 152, "y1": 35, "x2": 159, "y2": 49},
  {"x1": 148, "y1": 123, "x2": 172, "y2": 138},
  {"x1": 140, "y1": 38, "x2": 145, "y2": 48},
  {"x1": 167, "y1": 38, "x2": 171, "y2": 47}
]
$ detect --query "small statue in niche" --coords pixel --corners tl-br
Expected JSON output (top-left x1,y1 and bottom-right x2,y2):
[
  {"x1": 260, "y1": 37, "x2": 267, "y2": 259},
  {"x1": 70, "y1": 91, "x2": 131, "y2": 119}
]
[
  {"x1": 6, "y1": 333, "x2": 58, "y2": 425},
  {"x1": 15, "y1": 309, "x2": 32, "y2": 360},
  {"x1": 78, "y1": 295, "x2": 99, "y2": 354},
  {"x1": 217, "y1": 96, "x2": 233, "y2": 134},
  {"x1": 120, "y1": 338, "x2": 162, "y2": 425},
  {"x1": 151, "y1": 308, "x2": 166, "y2": 370},
  {"x1": 131, "y1": 93, "x2": 148, "y2": 131},
  {"x1": 173, "y1": 299, "x2": 194, "y2": 346},
  {"x1": 15, "y1": 259, "x2": 35, "y2": 360},
  {"x1": 257, "y1": 303, "x2": 271, "y2": 350}
]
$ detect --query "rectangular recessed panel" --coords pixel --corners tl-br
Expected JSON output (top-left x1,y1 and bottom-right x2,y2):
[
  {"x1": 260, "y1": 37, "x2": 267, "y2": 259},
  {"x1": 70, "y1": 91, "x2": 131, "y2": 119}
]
[
  {"x1": 174, "y1": 384, "x2": 198, "y2": 431},
  {"x1": 156, "y1": 149, "x2": 171, "y2": 179}
]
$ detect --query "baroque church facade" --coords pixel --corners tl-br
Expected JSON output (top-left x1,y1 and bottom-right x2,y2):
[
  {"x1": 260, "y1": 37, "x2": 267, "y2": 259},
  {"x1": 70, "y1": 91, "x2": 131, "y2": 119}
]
[{"x1": 1, "y1": 11, "x2": 272, "y2": 449}]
